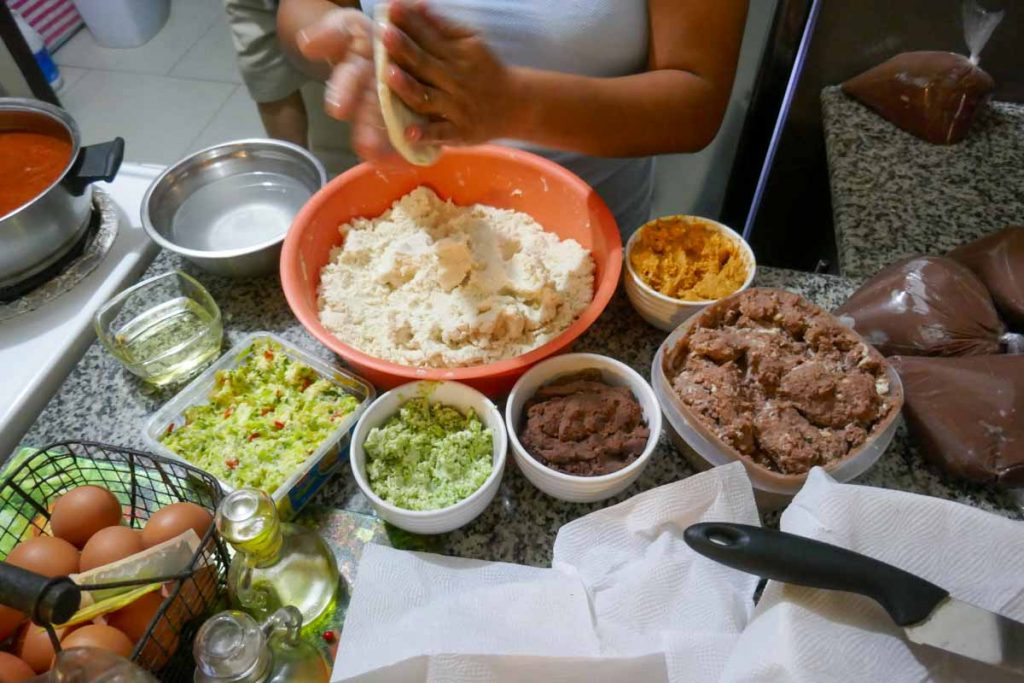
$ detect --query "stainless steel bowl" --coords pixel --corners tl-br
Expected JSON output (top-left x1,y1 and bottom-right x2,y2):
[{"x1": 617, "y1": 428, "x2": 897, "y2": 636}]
[{"x1": 142, "y1": 139, "x2": 326, "y2": 278}]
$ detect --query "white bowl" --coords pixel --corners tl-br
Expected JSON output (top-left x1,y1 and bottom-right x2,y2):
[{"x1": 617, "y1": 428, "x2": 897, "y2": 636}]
[
  {"x1": 624, "y1": 216, "x2": 756, "y2": 331},
  {"x1": 350, "y1": 380, "x2": 506, "y2": 535},
  {"x1": 651, "y1": 310, "x2": 903, "y2": 510},
  {"x1": 506, "y1": 353, "x2": 662, "y2": 503}
]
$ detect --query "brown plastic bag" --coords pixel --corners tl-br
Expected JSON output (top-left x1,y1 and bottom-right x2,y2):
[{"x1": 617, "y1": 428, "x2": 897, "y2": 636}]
[
  {"x1": 835, "y1": 256, "x2": 1022, "y2": 357},
  {"x1": 948, "y1": 226, "x2": 1024, "y2": 330},
  {"x1": 891, "y1": 355, "x2": 1024, "y2": 487},
  {"x1": 841, "y1": 1, "x2": 1002, "y2": 144}
]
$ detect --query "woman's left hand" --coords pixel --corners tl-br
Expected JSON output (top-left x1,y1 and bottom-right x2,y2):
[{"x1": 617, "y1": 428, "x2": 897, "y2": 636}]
[{"x1": 381, "y1": 0, "x2": 520, "y2": 146}]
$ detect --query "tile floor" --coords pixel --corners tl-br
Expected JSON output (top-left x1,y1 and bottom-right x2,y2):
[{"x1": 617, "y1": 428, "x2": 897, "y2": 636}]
[{"x1": 54, "y1": 0, "x2": 264, "y2": 165}]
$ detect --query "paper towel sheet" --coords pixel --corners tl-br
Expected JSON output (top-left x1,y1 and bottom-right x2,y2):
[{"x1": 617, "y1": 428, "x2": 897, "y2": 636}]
[
  {"x1": 721, "y1": 468, "x2": 1024, "y2": 683},
  {"x1": 332, "y1": 462, "x2": 761, "y2": 682}
]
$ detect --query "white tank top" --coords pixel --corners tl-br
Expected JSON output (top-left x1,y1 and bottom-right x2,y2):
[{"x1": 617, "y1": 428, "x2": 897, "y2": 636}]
[{"x1": 360, "y1": 0, "x2": 654, "y2": 235}]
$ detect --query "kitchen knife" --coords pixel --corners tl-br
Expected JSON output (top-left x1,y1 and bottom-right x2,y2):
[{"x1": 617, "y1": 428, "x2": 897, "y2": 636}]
[{"x1": 685, "y1": 522, "x2": 1024, "y2": 674}]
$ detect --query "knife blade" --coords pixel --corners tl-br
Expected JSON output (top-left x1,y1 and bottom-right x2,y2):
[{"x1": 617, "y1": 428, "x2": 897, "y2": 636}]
[{"x1": 684, "y1": 522, "x2": 1024, "y2": 674}]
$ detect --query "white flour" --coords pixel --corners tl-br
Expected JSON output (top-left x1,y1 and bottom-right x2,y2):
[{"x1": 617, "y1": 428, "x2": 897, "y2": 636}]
[{"x1": 317, "y1": 187, "x2": 595, "y2": 368}]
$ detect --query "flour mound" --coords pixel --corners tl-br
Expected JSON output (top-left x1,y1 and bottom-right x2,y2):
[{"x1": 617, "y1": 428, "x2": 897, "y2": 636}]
[{"x1": 317, "y1": 187, "x2": 595, "y2": 368}]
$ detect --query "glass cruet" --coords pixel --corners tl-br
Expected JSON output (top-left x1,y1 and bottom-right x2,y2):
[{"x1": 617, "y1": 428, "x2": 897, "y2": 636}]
[
  {"x1": 193, "y1": 607, "x2": 330, "y2": 683},
  {"x1": 215, "y1": 488, "x2": 340, "y2": 629}
]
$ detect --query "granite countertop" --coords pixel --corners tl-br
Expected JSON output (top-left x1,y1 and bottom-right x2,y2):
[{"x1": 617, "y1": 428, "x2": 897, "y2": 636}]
[
  {"x1": 822, "y1": 86, "x2": 1024, "y2": 280},
  {"x1": 17, "y1": 251, "x2": 1022, "y2": 567}
]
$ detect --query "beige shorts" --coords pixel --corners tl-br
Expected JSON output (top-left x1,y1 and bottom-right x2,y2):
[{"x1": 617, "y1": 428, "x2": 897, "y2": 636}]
[
  {"x1": 224, "y1": 0, "x2": 306, "y2": 103},
  {"x1": 223, "y1": 0, "x2": 356, "y2": 175}
]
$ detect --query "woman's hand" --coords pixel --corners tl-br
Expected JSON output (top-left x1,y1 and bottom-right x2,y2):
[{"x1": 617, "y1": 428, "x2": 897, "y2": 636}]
[
  {"x1": 381, "y1": 1, "x2": 521, "y2": 146},
  {"x1": 295, "y1": 8, "x2": 393, "y2": 159}
]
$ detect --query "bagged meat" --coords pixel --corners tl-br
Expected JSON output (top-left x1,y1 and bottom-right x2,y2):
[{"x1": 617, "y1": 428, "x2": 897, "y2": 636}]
[
  {"x1": 841, "y1": 0, "x2": 1003, "y2": 144},
  {"x1": 836, "y1": 256, "x2": 1021, "y2": 357},
  {"x1": 890, "y1": 355, "x2": 1024, "y2": 487},
  {"x1": 949, "y1": 226, "x2": 1024, "y2": 329}
]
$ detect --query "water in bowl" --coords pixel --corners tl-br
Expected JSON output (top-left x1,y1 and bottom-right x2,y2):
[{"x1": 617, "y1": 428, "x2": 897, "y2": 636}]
[{"x1": 171, "y1": 172, "x2": 311, "y2": 252}]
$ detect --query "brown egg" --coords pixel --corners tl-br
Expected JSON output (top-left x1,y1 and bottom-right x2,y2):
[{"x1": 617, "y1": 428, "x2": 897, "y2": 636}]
[
  {"x1": 141, "y1": 503, "x2": 212, "y2": 549},
  {"x1": 79, "y1": 526, "x2": 145, "y2": 572},
  {"x1": 0, "y1": 652, "x2": 33, "y2": 683},
  {"x1": 58, "y1": 625, "x2": 133, "y2": 662},
  {"x1": 50, "y1": 486, "x2": 123, "y2": 548},
  {"x1": 166, "y1": 564, "x2": 218, "y2": 624},
  {"x1": 14, "y1": 623, "x2": 80, "y2": 674},
  {"x1": 7, "y1": 536, "x2": 80, "y2": 577},
  {"x1": 107, "y1": 592, "x2": 179, "y2": 670},
  {"x1": 0, "y1": 605, "x2": 26, "y2": 643}
]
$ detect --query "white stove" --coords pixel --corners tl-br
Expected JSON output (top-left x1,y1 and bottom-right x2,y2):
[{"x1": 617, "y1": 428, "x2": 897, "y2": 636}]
[{"x1": 0, "y1": 163, "x2": 164, "y2": 458}]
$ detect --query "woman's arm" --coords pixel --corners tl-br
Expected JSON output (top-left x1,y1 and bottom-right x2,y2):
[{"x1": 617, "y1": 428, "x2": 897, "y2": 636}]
[
  {"x1": 386, "y1": 0, "x2": 749, "y2": 157},
  {"x1": 278, "y1": 0, "x2": 394, "y2": 157},
  {"x1": 277, "y1": 0, "x2": 361, "y2": 81}
]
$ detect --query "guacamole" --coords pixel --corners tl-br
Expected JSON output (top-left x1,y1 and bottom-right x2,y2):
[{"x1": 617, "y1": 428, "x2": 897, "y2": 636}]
[
  {"x1": 161, "y1": 339, "x2": 359, "y2": 492},
  {"x1": 363, "y1": 398, "x2": 493, "y2": 511}
]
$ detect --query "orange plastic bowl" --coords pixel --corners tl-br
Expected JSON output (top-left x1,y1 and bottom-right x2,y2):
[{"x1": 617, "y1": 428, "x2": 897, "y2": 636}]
[{"x1": 280, "y1": 145, "x2": 622, "y2": 396}]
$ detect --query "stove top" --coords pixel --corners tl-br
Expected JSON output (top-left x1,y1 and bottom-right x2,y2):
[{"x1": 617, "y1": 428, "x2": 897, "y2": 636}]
[
  {"x1": 0, "y1": 190, "x2": 119, "y2": 320},
  {"x1": 0, "y1": 163, "x2": 164, "y2": 459}
]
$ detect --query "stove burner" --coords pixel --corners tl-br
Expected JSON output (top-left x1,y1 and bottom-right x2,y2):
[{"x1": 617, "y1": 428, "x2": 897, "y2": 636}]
[
  {"x1": 0, "y1": 190, "x2": 120, "y2": 321},
  {"x1": 0, "y1": 213, "x2": 100, "y2": 303}
]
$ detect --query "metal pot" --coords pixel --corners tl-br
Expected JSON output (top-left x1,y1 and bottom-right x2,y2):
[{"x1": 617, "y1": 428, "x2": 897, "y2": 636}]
[{"x1": 0, "y1": 98, "x2": 124, "y2": 289}]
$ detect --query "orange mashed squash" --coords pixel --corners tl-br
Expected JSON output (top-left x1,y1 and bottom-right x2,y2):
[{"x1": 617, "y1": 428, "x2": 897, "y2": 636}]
[{"x1": 630, "y1": 217, "x2": 748, "y2": 301}]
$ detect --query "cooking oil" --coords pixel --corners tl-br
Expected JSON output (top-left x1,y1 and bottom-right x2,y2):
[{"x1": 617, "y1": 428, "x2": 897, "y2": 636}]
[
  {"x1": 216, "y1": 488, "x2": 341, "y2": 632},
  {"x1": 112, "y1": 296, "x2": 221, "y2": 386}
]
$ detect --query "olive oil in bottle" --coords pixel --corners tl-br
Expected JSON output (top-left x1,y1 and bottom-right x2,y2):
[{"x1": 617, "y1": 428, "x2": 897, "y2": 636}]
[{"x1": 215, "y1": 488, "x2": 341, "y2": 630}]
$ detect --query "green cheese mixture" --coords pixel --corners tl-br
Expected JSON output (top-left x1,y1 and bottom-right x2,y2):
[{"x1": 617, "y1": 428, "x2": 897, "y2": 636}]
[
  {"x1": 364, "y1": 398, "x2": 493, "y2": 511},
  {"x1": 161, "y1": 339, "x2": 359, "y2": 492}
]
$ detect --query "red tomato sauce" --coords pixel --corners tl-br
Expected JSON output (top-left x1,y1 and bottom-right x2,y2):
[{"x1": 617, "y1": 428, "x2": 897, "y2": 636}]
[{"x1": 0, "y1": 130, "x2": 73, "y2": 217}]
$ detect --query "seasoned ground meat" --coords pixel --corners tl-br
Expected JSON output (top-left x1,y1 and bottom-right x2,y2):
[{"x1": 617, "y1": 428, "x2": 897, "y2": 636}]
[{"x1": 668, "y1": 289, "x2": 897, "y2": 474}]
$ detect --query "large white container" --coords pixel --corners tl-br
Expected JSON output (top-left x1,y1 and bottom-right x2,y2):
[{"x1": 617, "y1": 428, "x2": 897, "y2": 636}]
[{"x1": 73, "y1": 0, "x2": 170, "y2": 48}]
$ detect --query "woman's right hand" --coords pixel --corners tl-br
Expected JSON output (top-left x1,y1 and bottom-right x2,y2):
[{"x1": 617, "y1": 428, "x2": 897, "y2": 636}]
[{"x1": 296, "y1": 8, "x2": 393, "y2": 160}]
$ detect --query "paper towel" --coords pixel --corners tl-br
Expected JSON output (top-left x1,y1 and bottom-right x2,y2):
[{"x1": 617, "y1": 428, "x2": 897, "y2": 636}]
[
  {"x1": 721, "y1": 468, "x2": 1024, "y2": 683},
  {"x1": 331, "y1": 462, "x2": 761, "y2": 682}
]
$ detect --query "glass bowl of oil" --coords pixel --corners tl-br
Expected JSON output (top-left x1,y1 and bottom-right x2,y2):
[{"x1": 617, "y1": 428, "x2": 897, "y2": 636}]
[{"x1": 95, "y1": 270, "x2": 223, "y2": 386}]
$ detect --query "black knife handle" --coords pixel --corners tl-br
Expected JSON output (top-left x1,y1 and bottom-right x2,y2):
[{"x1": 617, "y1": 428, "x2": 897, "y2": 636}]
[
  {"x1": 684, "y1": 522, "x2": 949, "y2": 626},
  {"x1": 0, "y1": 562, "x2": 81, "y2": 625}
]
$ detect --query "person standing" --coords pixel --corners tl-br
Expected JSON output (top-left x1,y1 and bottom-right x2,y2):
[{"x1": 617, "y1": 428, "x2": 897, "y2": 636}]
[{"x1": 224, "y1": 0, "x2": 358, "y2": 174}]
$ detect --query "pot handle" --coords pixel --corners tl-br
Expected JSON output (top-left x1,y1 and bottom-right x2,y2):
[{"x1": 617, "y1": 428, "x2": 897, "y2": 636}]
[{"x1": 64, "y1": 137, "x2": 125, "y2": 196}]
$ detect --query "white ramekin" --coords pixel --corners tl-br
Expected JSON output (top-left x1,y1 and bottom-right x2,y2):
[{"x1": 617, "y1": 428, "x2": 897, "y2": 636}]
[
  {"x1": 505, "y1": 353, "x2": 662, "y2": 503},
  {"x1": 351, "y1": 380, "x2": 507, "y2": 534},
  {"x1": 624, "y1": 216, "x2": 756, "y2": 331}
]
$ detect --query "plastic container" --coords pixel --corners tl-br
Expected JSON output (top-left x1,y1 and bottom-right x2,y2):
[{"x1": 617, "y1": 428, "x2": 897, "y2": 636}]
[
  {"x1": 12, "y1": 11, "x2": 62, "y2": 91},
  {"x1": 651, "y1": 317, "x2": 903, "y2": 510},
  {"x1": 624, "y1": 216, "x2": 756, "y2": 332},
  {"x1": 73, "y1": 0, "x2": 170, "y2": 49},
  {"x1": 280, "y1": 145, "x2": 622, "y2": 397},
  {"x1": 505, "y1": 353, "x2": 662, "y2": 503},
  {"x1": 143, "y1": 332, "x2": 374, "y2": 520},
  {"x1": 350, "y1": 381, "x2": 507, "y2": 535}
]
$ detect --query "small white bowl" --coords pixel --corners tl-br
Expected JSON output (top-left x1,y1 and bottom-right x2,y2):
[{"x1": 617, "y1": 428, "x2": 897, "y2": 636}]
[
  {"x1": 351, "y1": 380, "x2": 507, "y2": 534},
  {"x1": 506, "y1": 353, "x2": 662, "y2": 503},
  {"x1": 624, "y1": 216, "x2": 756, "y2": 331}
]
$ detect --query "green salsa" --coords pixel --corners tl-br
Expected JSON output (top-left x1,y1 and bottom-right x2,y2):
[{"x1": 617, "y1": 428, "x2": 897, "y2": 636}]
[
  {"x1": 161, "y1": 339, "x2": 359, "y2": 492},
  {"x1": 363, "y1": 398, "x2": 493, "y2": 511}
]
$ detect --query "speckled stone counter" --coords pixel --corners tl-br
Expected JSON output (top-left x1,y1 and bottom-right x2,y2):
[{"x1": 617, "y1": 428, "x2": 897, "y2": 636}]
[
  {"x1": 822, "y1": 86, "x2": 1024, "y2": 280},
  {"x1": 16, "y1": 251, "x2": 1022, "y2": 567}
]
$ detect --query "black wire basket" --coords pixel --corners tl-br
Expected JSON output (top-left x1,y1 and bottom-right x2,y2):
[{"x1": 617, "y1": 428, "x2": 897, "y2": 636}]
[{"x1": 0, "y1": 441, "x2": 231, "y2": 680}]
